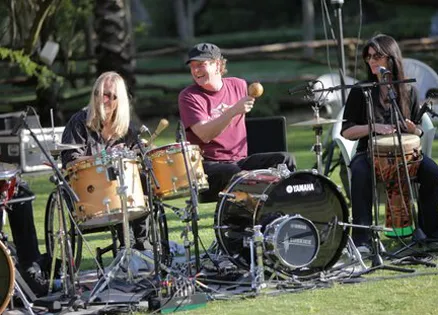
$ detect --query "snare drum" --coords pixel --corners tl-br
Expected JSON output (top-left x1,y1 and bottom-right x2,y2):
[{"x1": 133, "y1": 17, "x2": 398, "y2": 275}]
[
  {"x1": 373, "y1": 134, "x2": 422, "y2": 236},
  {"x1": 67, "y1": 152, "x2": 147, "y2": 229},
  {"x1": 146, "y1": 143, "x2": 209, "y2": 199},
  {"x1": 0, "y1": 240, "x2": 14, "y2": 314},
  {"x1": 0, "y1": 163, "x2": 20, "y2": 204}
]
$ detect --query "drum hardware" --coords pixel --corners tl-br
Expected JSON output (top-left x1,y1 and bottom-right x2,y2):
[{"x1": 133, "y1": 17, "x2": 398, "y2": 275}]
[
  {"x1": 249, "y1": 225, "x2": 265, "y2": 292},
  {"x1": 290, "y1": 101, "x2": 343, "y2": 174},
  {"x1": 88, "y1": 154, "x2": 171, "y2": 304}
]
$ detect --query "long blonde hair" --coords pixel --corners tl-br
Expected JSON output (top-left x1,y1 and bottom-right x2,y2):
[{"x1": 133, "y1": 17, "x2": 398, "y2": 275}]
[{"x1": 87, "y1": 71, "x2": 131, "y2": 139}]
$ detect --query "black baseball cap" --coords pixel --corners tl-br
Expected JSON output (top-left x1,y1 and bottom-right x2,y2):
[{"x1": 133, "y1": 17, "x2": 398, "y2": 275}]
[{"x1": 185, "y1": 43, "x2": 222, "y2": 64}]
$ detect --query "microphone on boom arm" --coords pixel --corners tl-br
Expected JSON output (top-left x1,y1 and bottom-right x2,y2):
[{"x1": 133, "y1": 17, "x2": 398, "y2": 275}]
[
  {"x1": 10, "y1": 107, "x2": 30, "y2": 136},
  {"x1": 138, "y1": 119, "x2": 169, "y2": 146},
  {"x1": 378, "y1": 66, "x2": 392, "y2": 77}
]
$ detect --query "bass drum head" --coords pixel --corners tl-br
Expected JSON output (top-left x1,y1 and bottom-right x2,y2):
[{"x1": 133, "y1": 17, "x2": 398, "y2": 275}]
[
  {"x1": 214, "y1": 170, "x2": 349, "y2": 274},
  {"x1": 0, "y1": 241, "x2": 14, "y2": 314}
]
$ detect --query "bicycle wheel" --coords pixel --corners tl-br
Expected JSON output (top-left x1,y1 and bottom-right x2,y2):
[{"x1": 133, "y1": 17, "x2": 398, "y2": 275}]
[{"x1": 44, "y1": 187, "x2": 83, "y2": 270}]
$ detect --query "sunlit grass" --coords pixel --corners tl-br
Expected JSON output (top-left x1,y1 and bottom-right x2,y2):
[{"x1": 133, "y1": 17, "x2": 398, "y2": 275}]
[{"x1": 3, "y1": 116, "x2": 438, "y2": 314}]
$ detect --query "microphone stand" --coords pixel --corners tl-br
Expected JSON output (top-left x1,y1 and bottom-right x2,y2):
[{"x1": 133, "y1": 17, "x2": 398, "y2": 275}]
[
  {"x1": 384, "y1": 85, "x2": 438, "y2": 259},
  {"x1": 19, "y1": 116, "x2": 81, "y2": 299},
  {"x1": 331, "y1": 0, "x2": 346, "y2": 106},
  {"x1": 176, "y1": 121, "x2": 201, "y2": 274},
  {"x1": 352, "y1": 86, "x2": 413, "y2": 275}
]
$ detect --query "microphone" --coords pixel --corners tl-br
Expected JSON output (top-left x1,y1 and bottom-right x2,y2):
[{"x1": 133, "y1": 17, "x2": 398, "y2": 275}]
[
  {"x1": 415, "y1": 103, "x2": 430, "y2": 124},
  {"x1": 378, "y1": 66, "x2": 391, "y2": 76},
  {"x1": 149, "y1": 118, "x2": 169, "y2": 144},
  {"x1": 415, "y1": 102, "x2": 438, "y2": 124},
  {"x1": 10, "y1": 108, "x2": 29, "y2": 136},
  {"x1": 138, "y1": 124, "x2": 151, "y2": 141},
  {"x1": 426, "y1": 88, "x2": 438, "y2": 99}
]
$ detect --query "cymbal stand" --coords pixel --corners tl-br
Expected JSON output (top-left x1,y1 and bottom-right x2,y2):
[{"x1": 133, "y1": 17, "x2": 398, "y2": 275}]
[
  {"x1": 19, "y1": 111, "x2": 79, "y2": 297},
  {"x1": 176, "y1": 120, "x2": 201, "y2": 274},
  {"x1": 310, "y1": 102, "x2": 325, "y2": 174}
]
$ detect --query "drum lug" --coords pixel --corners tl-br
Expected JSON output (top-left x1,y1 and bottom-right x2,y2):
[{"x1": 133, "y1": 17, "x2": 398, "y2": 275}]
[
  {"x1": 257, "y1": 194, "x2": 268, "y2": 202},
  {"x1": 190, "y1": 153, "x2": 197, "y2": 162},
  {"x1": 103, "y1": 198, "x2": 111, "y2": 212},
  {"x1": 218, "y1": 192, "x2": 236, "y2": 199},
  {"x1": 166, "y1": 157, "x2": 174, "y2": 165}
]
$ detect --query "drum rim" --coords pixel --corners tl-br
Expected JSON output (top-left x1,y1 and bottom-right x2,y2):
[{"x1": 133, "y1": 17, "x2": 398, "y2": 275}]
[
  {"x1": 0, "y1": 165, "x2": 20, "y2": 181},
  {"x1": 67, "y1": 156, "x2": 139, "y2": 173},
  {"x1": 146, "y1": 142, "x2": 199, "y2": 157},
  {"x1": 373, "y1": 133, "x2": 421, "y2": 154},
  {"x1": 0, "y1": 240, "x2": 15, "y2": 315},
  {"x1": 265, "y1": 215, "x2": 320, "y2": 269},
  {"x1": 215, "y1": 169, "x2": 350, "y2": 272}
]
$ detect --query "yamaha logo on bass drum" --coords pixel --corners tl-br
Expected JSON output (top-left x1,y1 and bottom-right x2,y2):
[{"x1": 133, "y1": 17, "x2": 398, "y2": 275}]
[{"x1": 285, "y1": 183, "x2": 315, "y2": 194}]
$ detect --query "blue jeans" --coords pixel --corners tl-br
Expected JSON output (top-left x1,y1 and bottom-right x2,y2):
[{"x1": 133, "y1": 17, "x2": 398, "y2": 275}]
[{"x1": 350, "y1": 152, "x2": 438, "y2": 245}]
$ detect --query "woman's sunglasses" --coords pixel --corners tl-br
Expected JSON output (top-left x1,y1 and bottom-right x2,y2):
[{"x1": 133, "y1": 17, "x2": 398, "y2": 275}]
[
  {"x1": 94, "y1": 90, "x2": 117, "y2": 100},
  {"x1": 364, "y1": 53, "x2": 386, "y2": 62}
]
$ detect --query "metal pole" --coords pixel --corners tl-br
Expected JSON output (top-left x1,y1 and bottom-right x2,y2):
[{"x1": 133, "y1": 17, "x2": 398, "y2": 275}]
[{"x1": 331, "y1": 0, "x2": 347, "y2": 106}]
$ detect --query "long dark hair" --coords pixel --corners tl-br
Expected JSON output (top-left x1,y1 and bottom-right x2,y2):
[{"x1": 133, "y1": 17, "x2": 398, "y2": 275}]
[{"x1": 362, "y1": 34, "x2": 410, "y2": 118}]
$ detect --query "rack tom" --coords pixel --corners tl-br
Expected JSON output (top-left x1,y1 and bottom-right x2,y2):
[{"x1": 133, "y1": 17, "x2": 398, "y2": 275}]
[
  {"x1": 67, "y1": 150, "x2": 147, "y2": 229},
  {"x1": 146, "y1": 143, "x2": 209, "y2": 199}
]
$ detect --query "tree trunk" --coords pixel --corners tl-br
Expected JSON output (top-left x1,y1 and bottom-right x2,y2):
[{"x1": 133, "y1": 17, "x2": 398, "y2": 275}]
[
  {"x1": 173, "y1": 0, "x2": 207, "y2": 48},
  {"x1": 94, "y1": 0, "x2": 136, "y2": 96}
]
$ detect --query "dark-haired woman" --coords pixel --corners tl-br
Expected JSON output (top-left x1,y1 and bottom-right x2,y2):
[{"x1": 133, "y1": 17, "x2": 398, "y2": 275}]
[{"x1": 341, "y1": 34, "x2": 438, "y2": 252}]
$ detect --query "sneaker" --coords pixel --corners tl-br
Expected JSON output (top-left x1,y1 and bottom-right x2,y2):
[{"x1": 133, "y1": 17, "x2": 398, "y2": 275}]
[{"x1": 21, "y1": 262, "x2": 49, "y2": 297}]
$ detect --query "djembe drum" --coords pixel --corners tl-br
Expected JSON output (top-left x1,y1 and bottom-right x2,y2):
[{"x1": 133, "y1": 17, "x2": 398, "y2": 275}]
[{"x1": 373, "y1": 134, "x2": 422, "y2": 237}]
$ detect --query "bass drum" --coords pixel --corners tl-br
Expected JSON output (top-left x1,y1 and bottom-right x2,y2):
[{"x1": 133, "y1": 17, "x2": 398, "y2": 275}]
[
  {"x1": 0, "y1": 240, "x2": 14, "y2": 314},
  {"x1": 214, "y1": 169, "x2": 350, "y2": 275}
]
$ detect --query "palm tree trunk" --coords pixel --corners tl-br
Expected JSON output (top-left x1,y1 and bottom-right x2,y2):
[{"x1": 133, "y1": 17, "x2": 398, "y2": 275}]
[{"x1": 94, "y1": 0, "x2": 136, "y2": 96}]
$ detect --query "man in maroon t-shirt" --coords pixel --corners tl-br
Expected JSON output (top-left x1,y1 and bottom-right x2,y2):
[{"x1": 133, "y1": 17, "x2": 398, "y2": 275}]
[{"x1": 179, "y1": 43, "x2": 296, "y2": 201}]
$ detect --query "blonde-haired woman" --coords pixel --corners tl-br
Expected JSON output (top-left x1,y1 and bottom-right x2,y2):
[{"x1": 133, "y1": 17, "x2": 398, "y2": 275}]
[
  {"x1": 61, "y1": 71, "x2": 150, "y2": 250},
  {"x1": 62, "y1": 71, "x2": 135, "y2": 165}
]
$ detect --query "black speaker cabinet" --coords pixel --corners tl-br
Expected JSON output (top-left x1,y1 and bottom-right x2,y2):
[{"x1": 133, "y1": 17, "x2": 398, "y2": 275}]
[{"x1": 245, "y1": 116, "x2": 288, "y2": 155}]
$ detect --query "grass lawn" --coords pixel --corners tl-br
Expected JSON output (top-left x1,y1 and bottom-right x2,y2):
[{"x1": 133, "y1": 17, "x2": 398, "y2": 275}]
[{"x1": 4, "y1": 116, "x2": 438, "y2": 314}]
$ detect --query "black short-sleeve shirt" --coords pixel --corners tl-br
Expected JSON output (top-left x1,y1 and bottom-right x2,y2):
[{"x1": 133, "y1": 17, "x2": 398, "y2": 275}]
[
  {"x1": 341, "y1": 83, "x2": 420, "y2": 153},
  {"x1": 60, "y1": 109, "x2": 138, "y2": 168}
]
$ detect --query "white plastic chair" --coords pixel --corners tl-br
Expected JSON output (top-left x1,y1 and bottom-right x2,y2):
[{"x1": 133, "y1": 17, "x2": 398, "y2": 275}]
[
  {"x1": 403, "y1": 57, "x2": 438, "y2": 157},
  {"x1": 420, "y1": 113, "x2": 436, "y2": 158},
  {"x1": 403, "y1": 58, "x2": 438, "y2": 103},
  {"x1": 332, "y1": 106, "x2": 358, "y2": 196}
]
